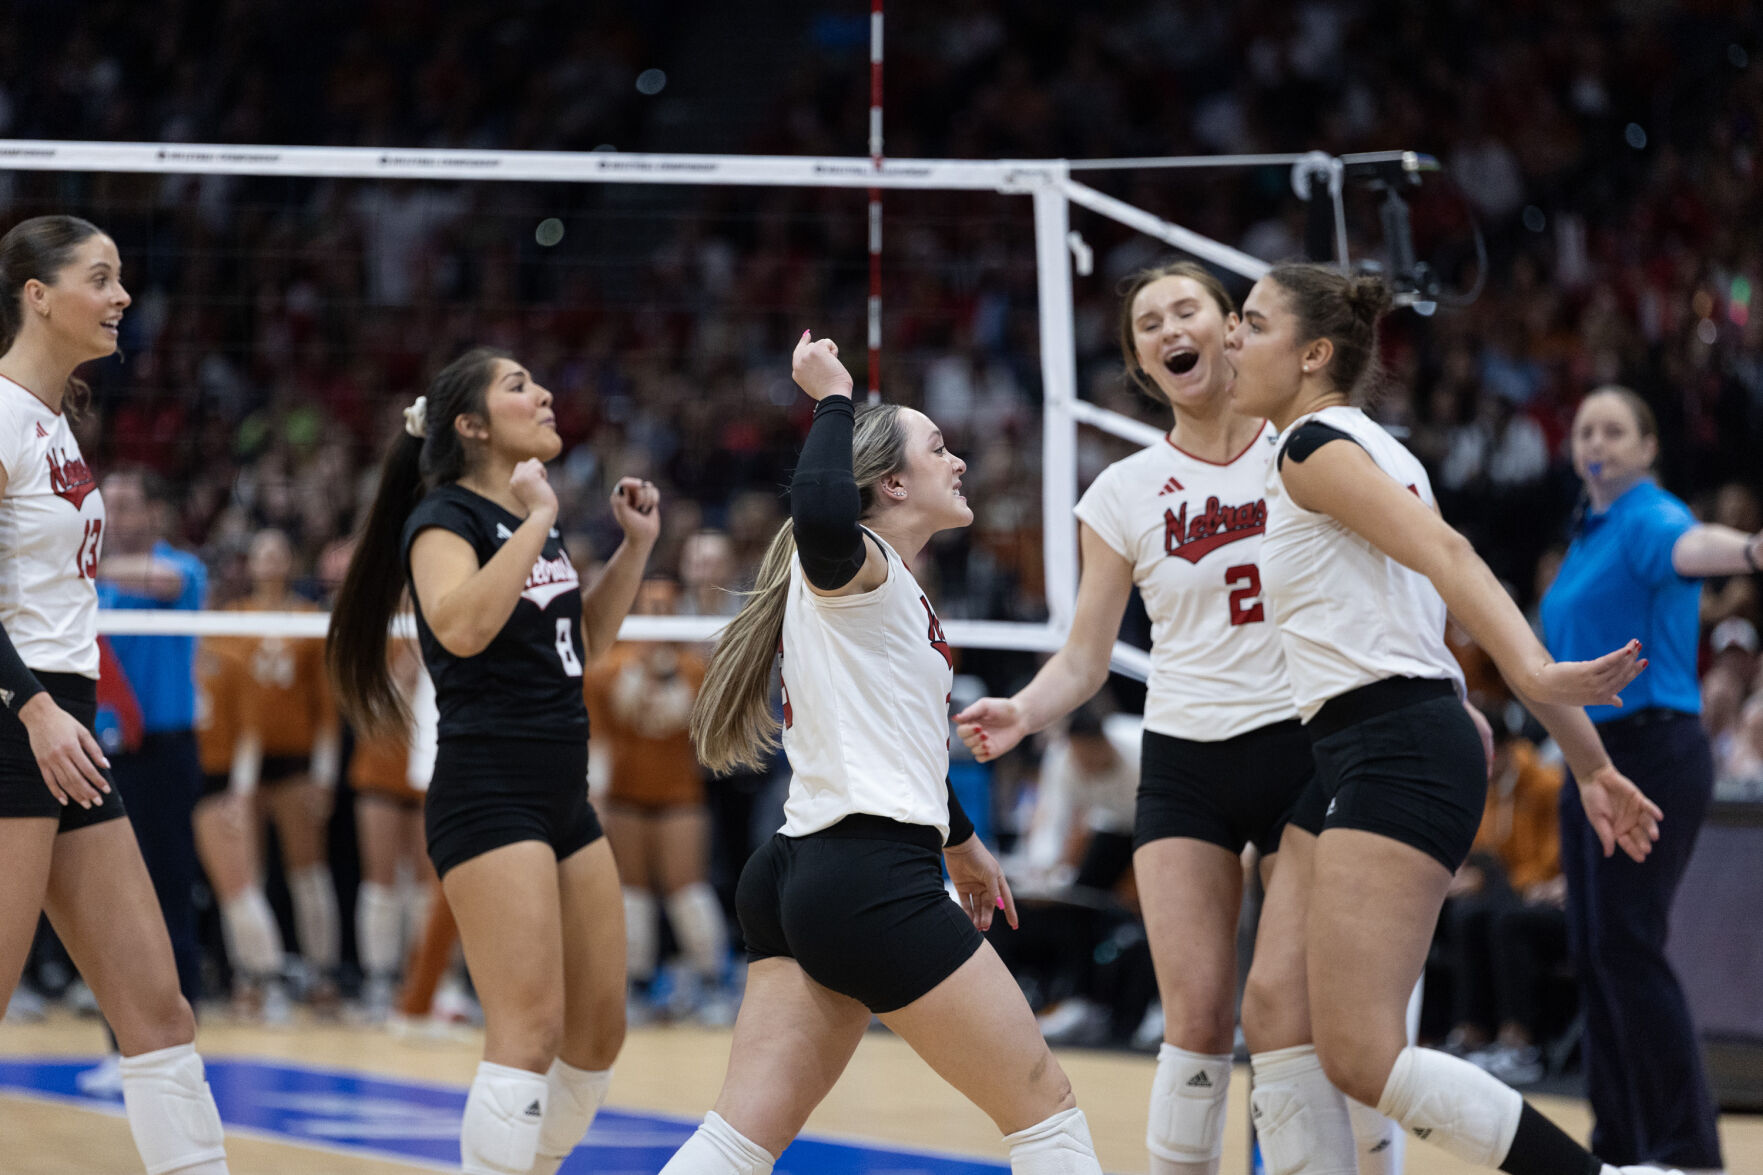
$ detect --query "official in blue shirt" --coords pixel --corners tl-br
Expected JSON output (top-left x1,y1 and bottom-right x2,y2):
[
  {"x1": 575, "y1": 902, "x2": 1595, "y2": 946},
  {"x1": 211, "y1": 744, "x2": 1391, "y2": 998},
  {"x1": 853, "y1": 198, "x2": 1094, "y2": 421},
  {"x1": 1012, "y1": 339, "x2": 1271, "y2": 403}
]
[
  {"x1": 96, "y1": 469, "x2": 209, "y2": 1008},
  {"x1": 1539, "y1": 387, "x2": 1763, "y2": 1172}
]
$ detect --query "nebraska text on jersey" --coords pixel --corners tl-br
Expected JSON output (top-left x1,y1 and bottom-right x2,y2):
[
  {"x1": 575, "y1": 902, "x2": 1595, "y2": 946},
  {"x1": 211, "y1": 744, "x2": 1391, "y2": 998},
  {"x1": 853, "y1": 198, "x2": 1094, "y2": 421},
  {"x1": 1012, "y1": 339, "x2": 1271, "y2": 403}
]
[
  {"x1": 47, "y1": 447, "x2": 98, "y2": 509},
  {"x1": 520, "y1": 552, "x2": 580, "y2": 609},
  {"x1": 1163, "y1": 495, "x2": 1267, "y2": 563}
]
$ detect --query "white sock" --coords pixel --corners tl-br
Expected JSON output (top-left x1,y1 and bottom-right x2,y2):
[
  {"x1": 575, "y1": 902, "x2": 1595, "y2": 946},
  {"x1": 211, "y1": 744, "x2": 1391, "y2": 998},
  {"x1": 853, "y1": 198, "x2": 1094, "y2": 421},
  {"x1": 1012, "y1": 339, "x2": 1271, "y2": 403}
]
[
  {"x1": 1375, "y1": 1046, "x2": 1521, "y2": 1168},
  {"x1": 460, "y1": 1061, "x2": 547, "y2": 1175},
  {"x1": 119, "y1": 1043, "x2": 229, "y2": 1175},
  {"x1": 356, "y1": 881, "x2": 403, "y2": 978},
  {"x1": 665, "y1": 883, "x2": 728, "y2": 979},
  {"x1": 624, "y1": 889, "x2": 658, "y2": 983},
  {"x1": 219, "y1": 888, "x2": 284, "y2": 980},
  {"x1": 1005, "y1": 1107, "x2": 1104, "y2": 1175},
  {"x1": 289, "y1": 864, "x2": 340, "y2": 972},
  {"x1": 530, "y1": 1059, "x2": 613, "y2": 1175},
  {"x1": 1147, "y1": 1043, "x2": 1232, "y2": 1175},
  {"x1": 1248, "y1": 1045, "x2": 1356, "y2": 1175},
  {"x1": 1346, "y1": 1096, "x2": 1403, "y2": 1175},
  {"x1": 659, "y1": 1110, "x2": 775, "y2": 1175}
]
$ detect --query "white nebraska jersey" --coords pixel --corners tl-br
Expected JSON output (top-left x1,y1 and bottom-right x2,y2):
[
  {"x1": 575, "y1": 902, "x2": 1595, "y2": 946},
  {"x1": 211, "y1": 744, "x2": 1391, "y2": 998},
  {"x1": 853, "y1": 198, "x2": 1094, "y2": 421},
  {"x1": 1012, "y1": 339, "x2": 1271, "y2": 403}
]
[
  {"x1": 0, "y1": 378, "x2": 104, "y2": 679},
  {"x1": 1261, "y1": 405, "x2": 1463, "y2": 721},
  {"x1": 1074, "y1": 422, "x2": 1298, "y2": 740},
  {"x1": 778, "y1": 531, "x2": 956, "y2": 841}
]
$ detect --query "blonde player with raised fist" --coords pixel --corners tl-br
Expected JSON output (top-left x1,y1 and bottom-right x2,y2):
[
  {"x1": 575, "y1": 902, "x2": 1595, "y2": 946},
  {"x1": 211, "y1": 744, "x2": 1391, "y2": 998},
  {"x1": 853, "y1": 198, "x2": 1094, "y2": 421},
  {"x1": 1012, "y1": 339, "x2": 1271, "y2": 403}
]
[
  {"x1": 0, "y1": 215, "x2": 228, "y2": 1174},
  {"x1": 957, "y1": 261, "x2": 1388, "y2": 1175},
  {"x1": 662, "y1": 332, "x2": 1103, "y2": 1175}
]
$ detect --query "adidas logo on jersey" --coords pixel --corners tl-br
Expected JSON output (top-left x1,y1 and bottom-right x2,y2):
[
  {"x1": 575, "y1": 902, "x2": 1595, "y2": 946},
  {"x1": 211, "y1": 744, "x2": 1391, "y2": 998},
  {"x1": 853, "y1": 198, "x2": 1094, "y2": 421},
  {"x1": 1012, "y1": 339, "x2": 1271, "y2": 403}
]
[
  {"x1": 35, "y1": 421, "x2": 49, "y2": 438},
  {"x1": 0, "y1": 688, "x2": 12, "y2": 709},
  {"x1": 1157, "y1": 476, "x2": 1184, "y2": 496},
  {"x1": 495, "y1": 522, "x2": 516, "y2": 543},
  {"x1": 1185, "y1": 1072, "x2": 1213, "y2": 1089}
]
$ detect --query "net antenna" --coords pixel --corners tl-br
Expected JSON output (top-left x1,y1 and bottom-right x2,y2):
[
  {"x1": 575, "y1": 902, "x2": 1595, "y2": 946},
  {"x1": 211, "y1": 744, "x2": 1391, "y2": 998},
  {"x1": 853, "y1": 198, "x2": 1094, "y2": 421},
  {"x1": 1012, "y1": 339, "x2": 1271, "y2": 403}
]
[
  {"x1": 867, "y1": 0, "x2": 884, "y2": 405},
  {"x1": 0, "y1": 139, "x2": 1426, "y2": 679}
]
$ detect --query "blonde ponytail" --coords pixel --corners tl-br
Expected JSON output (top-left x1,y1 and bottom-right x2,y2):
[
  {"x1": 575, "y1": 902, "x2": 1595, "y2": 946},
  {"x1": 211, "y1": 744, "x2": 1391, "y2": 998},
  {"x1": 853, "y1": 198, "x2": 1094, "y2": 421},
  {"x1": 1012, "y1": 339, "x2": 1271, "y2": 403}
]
[{"x1": 690, "y1": 519, "x2": 800, "y2": 774}]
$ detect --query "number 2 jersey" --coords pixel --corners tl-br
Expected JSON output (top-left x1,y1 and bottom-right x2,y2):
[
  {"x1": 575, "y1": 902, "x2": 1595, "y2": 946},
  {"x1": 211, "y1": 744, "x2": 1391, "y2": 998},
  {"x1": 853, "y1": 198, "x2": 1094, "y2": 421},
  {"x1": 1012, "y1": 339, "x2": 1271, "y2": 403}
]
[
  {"x1": 402, "y1": 483, "x2": 587, "y2": 742},
  {"x1": 1073, "y1": 422, "x2": 1298, "y2": 742},
  {"x1": 0, "y1": 376, "x2": 105, "y2": 679}
]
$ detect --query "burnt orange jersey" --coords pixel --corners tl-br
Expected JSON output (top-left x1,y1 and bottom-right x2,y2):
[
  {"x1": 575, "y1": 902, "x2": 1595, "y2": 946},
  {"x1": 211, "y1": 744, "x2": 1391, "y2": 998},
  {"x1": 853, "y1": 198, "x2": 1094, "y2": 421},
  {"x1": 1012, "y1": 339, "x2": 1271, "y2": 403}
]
[
  {"x1": 233, "y1": 598, "x2": 336, "y2": 756},
  {"x1": 584, "y1": 642, "x2": 707, "y2": 809},
  {"x1": 350, "y1": 639, "x2": 421, "y2": 802},
  {"x1": 195, "y1": 638, "x2": 254, "y2": 776}
]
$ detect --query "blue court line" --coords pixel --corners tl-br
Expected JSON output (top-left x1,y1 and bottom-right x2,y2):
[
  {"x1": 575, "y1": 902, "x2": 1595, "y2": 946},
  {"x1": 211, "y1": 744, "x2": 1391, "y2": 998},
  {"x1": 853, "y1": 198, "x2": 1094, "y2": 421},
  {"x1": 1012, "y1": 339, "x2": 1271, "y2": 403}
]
[{"x1": 0, "y1": 1057, "x2": 1009, "y2": 1173}]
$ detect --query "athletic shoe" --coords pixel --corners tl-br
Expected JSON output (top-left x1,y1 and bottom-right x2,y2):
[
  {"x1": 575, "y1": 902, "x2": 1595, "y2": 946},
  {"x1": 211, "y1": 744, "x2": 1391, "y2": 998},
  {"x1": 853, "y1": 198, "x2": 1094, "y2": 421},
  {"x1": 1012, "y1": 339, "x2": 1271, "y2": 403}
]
[{"x1": 75, "y1": 1053, "x2": 123, "y2": 1097}]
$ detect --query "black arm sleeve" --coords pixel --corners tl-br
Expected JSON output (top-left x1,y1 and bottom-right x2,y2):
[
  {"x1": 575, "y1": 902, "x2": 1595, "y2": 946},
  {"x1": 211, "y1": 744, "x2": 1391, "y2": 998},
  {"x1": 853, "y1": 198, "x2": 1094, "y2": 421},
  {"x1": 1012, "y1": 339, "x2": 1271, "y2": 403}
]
[
  {"x1": 790, "y1": 397, "x2": 868, "y2": 591},
  {"x1": 1277, "y1": 421, "x2": 1363, "y2": 471},
  {"x1": 945, "y1": 779, "x2": 976, "y2": 847},
  {"x1": 0, "y1": 616, "x2": 46, "y2": 714}
]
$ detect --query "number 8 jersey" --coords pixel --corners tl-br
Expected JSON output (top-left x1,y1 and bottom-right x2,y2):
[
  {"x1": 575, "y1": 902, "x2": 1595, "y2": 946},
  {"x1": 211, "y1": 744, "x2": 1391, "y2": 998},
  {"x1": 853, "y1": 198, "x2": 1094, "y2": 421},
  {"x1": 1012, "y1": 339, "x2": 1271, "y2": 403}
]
[
  {"x1": 1073, "y1": 421, "x2": 1297, "y2": 741},
  {"x1": 0, "y1": 376, "x2": 105, "y2": 679},
  {"x1": 402, "y1": 483, "x2": 587, "y2": 742}
]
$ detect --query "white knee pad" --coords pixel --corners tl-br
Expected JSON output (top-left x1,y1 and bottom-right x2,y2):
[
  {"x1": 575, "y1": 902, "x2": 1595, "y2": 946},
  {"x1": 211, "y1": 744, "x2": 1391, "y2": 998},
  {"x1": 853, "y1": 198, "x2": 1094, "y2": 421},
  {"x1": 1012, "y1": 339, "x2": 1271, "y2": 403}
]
[
  {"x1": 219, "y1": 887, "x2": 284, "y2": 978},
  {"x1": 530, "y1": 1059, "x2": 613, "y2": 1175},
  {"x1": 1004, "y1": 1107, "x2": 1104, "y2": 1175},
  {"x1": 1375, "y1": 1046, "x2": 1521, "y2": 1169},
  {"x1": 356, "y1": 881, "x2": 404, "y2": 977},
  {"x1": 659, "y1": 1110, "x2": 775, "y2": 1175},
  {"x1": 1345, "y1": 1096, "x2": 1403, "y2": 1175},
  {"x1": 119, "y1": 1043, "x2": 228, "y2": 1175},
  {"x1": 624, "y1": 888, "x2": 659, "y2": 981},
  {"x1": 460, "y1": 1060, "x2": 548, "y2": 1175},
  {"x1": 401, "y1": 875, "x2": 433, "y2": 955},
  {"x1": 666, "y1": 882, "x2": 728, "y2": 977},
  {"x1": 1147, "y1": 1043, "x2": 1232, "y2": 1171},
  {"x1": 1248, "y1": 1045, "x2": 1357, "y2": 1175}
]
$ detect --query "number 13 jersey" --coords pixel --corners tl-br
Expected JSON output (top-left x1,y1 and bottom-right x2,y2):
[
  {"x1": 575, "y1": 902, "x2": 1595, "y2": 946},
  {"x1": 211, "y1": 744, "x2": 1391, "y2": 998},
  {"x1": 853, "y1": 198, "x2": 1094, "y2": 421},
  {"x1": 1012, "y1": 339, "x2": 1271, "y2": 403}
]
[
  {"x1": 1074, "y1": 422, "x2": 1297, "y2": 741},
  {"x1": 403, "y1": 483, "x2": 586, "y2": 742},
  {"x1": 0, "y1": 376, "x2": 105, "y2": 679}
]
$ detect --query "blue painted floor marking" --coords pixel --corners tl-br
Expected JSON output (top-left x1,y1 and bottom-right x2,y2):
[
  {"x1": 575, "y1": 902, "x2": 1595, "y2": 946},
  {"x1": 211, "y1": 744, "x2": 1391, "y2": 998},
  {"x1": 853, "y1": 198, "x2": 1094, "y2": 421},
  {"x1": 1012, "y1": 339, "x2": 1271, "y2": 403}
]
[{"x1": 0, "y1": 1057, "x2": 1007, "y2": 1173}]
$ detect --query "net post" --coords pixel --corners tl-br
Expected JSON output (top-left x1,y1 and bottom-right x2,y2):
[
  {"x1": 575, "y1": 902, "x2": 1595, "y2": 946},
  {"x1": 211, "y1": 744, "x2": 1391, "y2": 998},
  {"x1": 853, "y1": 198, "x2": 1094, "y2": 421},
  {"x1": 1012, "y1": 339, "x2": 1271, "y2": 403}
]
[{"x1": 1032, "y1": 175, "x2": 1078, "y2": 633}]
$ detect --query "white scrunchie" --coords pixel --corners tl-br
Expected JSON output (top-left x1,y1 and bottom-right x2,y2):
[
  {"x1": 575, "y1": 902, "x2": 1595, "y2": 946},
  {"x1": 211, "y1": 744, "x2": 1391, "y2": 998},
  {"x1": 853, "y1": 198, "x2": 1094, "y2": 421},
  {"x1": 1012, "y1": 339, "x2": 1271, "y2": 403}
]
[{"x1": 403, "y1": 395, "x2": 428, "y2": 439}]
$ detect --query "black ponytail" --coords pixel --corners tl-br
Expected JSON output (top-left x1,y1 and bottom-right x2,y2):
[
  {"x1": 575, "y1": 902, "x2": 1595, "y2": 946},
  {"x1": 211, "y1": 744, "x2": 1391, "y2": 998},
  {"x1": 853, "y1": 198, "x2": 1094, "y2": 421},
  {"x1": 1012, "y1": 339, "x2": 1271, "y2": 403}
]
[{"x1": 325, "y1": 346, "x2": 509, "y2": 733}]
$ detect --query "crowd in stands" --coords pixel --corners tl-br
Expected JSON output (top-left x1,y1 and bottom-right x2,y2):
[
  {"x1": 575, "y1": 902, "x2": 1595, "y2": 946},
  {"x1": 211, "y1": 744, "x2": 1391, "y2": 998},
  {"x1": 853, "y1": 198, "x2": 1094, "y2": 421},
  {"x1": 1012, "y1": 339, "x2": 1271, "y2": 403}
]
[{"x1": 2, "y1": 0, "x2": 1759, "y2": 1072}]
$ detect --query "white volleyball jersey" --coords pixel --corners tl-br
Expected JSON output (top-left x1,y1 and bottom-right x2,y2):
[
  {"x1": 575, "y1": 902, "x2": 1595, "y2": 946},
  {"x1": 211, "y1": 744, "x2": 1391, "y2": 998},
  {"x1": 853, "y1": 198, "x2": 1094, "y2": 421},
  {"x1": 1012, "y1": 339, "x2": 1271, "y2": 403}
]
[
  {"x1": 1074, "y1": 422, "x2": 1298, "y2": 740},
  {"x1": 1261, "y1": 406, "x2": 1463, "y2": 721},
  {"x1": 778, "y1": 531, "x2": 955, "y2": 840},
  {"x1": 0, "y1": 378, "x2": 104, "y2": 679}
]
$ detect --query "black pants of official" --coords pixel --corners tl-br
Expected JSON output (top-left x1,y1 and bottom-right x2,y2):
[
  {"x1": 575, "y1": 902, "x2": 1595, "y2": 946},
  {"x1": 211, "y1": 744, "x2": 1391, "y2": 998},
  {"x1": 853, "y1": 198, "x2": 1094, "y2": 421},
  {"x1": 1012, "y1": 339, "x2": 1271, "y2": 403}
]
[
  {"x1": 111, "y1": 730, "x2": 204, "y2": 1006},
  {"x1": 1561, "y1": 710, "x2": 1721, "y2": 1170}
]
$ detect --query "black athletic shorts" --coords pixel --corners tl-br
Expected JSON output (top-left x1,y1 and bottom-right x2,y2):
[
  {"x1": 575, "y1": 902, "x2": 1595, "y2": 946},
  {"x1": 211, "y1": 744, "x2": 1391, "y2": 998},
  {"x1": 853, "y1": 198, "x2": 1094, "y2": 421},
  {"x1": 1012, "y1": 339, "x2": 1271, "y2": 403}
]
[
  {"x1": 0, "y1": 671, "x2": 128, "y2": 831},
  {"x1": 1135, "y1": 720, "x2": 1317, "y2": 855},
  {"x1": 425, "y1": 735, "x2": 604, "y2": 878},
  {"x1": 737, "y1": 814, "x2": 984, "y2": 1014},
  {"x1": 199, "y1": 753, "x2": 312, "y2": 800},
  {"x1": 1305, "y1": 677, "x2": 1485, "y2": 872}
]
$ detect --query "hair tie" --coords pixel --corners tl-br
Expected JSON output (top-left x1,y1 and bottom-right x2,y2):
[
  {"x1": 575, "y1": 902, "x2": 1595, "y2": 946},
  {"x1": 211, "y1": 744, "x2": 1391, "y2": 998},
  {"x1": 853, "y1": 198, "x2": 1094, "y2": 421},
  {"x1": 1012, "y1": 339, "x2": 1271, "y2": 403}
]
[{"x1": 403, "y1": 395, "x2": 428, "y2": 439}]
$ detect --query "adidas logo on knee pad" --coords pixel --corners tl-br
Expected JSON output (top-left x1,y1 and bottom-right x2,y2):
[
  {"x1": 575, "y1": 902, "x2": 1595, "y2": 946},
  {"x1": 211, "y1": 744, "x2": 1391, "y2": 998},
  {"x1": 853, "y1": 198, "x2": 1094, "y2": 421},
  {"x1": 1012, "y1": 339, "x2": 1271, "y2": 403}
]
[
  {"x1": 526, "y1": 1099, "x2": 543, "y2": 1117},
  {"x1": 1185, "y1": 1072, "x2": 1213, "y2": 1089}
]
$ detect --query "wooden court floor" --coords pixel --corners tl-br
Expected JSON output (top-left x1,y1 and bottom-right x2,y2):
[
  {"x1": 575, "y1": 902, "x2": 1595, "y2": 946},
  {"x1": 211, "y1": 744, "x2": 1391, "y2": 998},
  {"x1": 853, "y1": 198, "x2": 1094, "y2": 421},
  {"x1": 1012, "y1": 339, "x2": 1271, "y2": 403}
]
[{"x1": 3, "y1": 1011, "x2": 1759, "y2": 1174}]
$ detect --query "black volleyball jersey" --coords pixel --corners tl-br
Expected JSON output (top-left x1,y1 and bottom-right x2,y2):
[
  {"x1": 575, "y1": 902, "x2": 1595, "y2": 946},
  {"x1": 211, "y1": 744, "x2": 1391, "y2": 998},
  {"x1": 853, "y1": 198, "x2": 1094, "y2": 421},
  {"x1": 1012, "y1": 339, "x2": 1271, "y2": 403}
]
[{"x1": 402, "y1": 483, "x2": 588, "y2": 742}]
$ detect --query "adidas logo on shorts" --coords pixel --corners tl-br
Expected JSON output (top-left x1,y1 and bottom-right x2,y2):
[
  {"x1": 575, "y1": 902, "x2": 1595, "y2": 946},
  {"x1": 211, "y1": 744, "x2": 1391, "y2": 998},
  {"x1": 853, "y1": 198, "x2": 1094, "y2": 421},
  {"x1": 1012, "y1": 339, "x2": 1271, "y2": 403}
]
[
  {"x1": 1185, "y1": 1072, "x2": 1212, "y2": 1089},
  {"x1": 525, "y1": 1098, "x2": 543, "y2": 1117}
]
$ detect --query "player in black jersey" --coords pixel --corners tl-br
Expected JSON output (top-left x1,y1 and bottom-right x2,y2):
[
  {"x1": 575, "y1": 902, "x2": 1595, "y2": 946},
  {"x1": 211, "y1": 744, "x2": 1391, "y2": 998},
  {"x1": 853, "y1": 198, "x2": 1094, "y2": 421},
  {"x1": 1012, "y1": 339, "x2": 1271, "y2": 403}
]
[
  {"x1": 0, "y1": 216, "x2": 229, "y2": 1174},
  {"x1": 329, "y1": 348, "x2": 659, "y2": 1175}
]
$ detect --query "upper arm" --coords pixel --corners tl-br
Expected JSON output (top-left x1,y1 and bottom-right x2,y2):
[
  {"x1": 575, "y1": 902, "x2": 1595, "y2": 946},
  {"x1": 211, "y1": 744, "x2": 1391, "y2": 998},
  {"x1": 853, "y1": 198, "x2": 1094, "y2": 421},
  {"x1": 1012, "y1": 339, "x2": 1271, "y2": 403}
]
[
  {"x1": 407, "y1": 527, "x2": 484, "y2": 634},
  {"x1": 1066, "y1": 523, "x2": 1135, "y2": 670},
  {"x1": 1282, "y1": 440, "x2": 1471, "y2": 577},
  {"x1": 803, "y1": 531, "x2": 889, "y2": 599}
]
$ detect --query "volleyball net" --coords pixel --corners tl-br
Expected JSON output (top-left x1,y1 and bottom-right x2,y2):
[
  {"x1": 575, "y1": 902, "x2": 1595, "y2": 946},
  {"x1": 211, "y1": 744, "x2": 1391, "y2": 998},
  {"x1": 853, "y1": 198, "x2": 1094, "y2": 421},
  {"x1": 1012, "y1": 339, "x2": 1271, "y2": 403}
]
[{"x1": 0, "y1": 139, "x2": 1429, "y2": 679}]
